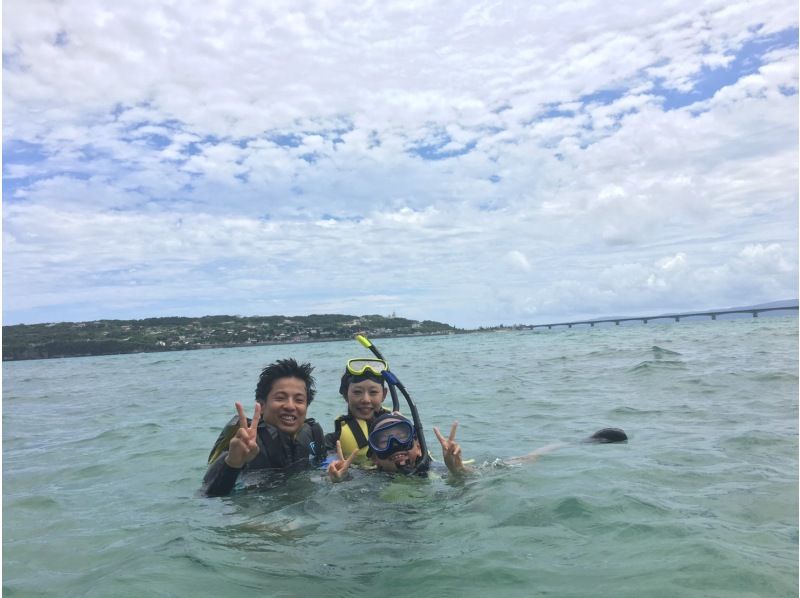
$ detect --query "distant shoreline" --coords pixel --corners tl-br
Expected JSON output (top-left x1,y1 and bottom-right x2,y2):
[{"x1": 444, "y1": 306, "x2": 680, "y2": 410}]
[
  {"x1": 3, "y1": 302, "x2": 796, "y2": 362},
  {"x1": 1, "y1": 313, "x2": 458, "y2": 362},
  {"x1": 1, "y1": 330, "x2": 473, "y2": 363},
  {"x1": 5, "y1": 314, "x2": 799, "y2": 362},
  {"x1": 3, "y1": 328, "x2": 476, "y2": 362}
]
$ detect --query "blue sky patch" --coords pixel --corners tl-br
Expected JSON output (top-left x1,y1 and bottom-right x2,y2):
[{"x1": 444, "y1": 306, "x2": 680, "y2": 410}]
[
  {"x1": 54, "y1": 30, "x2": 69, "y2": 47},
  {"x1": 269, "y1": 132, "x2": 303, "y2": 147},
  {"x1": 658, "y1": 27, "x2": 798, "y2": 109},
  {"x1": 137, "y1": 133, "x2": 172, "y2": 150},
  {"x1": 299, "y1": 152, "x2": 319, "y2": 164},
  {"x1": 579, "y1": 88, "x2": 627, "y2": 106},
  {"x1": 3, "y1": 176, "x2": 29, "y2": 199},
  {"x1": 408, "y1": 137, "x2": 477, "y2": 160},
  {"x1": 232, "y1": 137, "x2": 254, "y2": 149},
  {"x1": 3, "y1": 139, "x2": 49, "y2": 165},
  {"x1": 321, "y1": 213, "x2": 362, "y2": 223},
  {"x1": 539, "y1": 104, "x2": 578, "y2": 119}
]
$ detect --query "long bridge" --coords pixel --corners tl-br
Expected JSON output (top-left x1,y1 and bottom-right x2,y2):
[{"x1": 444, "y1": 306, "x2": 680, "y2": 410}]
[{"x1": 527, "y1": 305, "x2": 799, "y2": 330}]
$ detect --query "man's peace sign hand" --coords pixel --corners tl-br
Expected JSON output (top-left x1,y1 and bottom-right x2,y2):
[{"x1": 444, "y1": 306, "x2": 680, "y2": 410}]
[
  {"x1": 327, "y1": 440, "x2": 358, "y2": 482},
  {"x1": 433, "y1": 421, "x2": 468, "y2": 474},
  {"x1": 224, "y1": 402, "x2": 262, "y2": 469}
]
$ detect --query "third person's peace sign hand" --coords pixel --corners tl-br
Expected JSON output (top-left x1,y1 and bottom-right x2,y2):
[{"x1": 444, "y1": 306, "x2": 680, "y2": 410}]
[
  {"x1": 224, "y1": 401, "x2": 262, "y2": 469},
  {"x1": 433, "y1": 421, "x2": 469, "y2": 474}
]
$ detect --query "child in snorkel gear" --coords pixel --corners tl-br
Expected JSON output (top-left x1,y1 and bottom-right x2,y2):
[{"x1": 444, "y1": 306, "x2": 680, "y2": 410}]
[
  {"x1": 326, "y1": 415, "x2": 627, "y2": 481},
  {"x1": 324, "y1": 358, "x2": 392, "y2": 463},
  {"x1": 327, "y1": 413, "x2": 469, "y2": 481}
]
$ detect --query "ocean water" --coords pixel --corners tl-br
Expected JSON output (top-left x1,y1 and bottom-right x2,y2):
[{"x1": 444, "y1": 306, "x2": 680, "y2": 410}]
[{"x1": 3, "y1": 317, "x2": 798, "y2": 597}]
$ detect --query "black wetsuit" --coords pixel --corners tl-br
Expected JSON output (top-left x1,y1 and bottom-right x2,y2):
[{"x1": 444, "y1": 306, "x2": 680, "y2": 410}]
[{"x1": 202, "y1": 417, "x2": 325, "y2": 497}]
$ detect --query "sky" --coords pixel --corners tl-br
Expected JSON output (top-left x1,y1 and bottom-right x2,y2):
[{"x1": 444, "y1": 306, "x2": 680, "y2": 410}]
[{"x1": 2, "y1": 1, "x2": 798, "y2": 329}]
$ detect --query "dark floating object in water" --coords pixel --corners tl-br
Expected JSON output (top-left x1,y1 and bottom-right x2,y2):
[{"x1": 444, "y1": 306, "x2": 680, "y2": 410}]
[{"x1": 584, "y1": 427, "x2": 628, "y2": 443}]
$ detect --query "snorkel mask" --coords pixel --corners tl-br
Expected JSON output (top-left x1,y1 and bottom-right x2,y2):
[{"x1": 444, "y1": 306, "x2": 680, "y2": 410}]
[
  {"x1": 368, "y1": 414, "x2": 416, "y2": 460},
  {"x1": 369, "y1": 413, "x2": 417, "y2": 475},
  {"x1": 339, "y1": 358, "x2": 388, "y2": 397},
  {"x1": 346, "y1": 358, "x2": 388, "y2": 377}
]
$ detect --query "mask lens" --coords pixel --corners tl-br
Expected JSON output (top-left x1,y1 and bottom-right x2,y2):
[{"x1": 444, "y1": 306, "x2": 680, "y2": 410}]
[
  {"x1": 369, "y1": 420, "x2": 414, "y2": 457},
  {"x1": 347, "y1": 358, "x2": 387, "y2": 376}
]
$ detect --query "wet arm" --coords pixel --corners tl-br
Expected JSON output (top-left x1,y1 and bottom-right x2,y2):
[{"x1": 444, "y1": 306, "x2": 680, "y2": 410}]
[{"x1": 201, "y1": 452, "x2": 243, "y2": 497}]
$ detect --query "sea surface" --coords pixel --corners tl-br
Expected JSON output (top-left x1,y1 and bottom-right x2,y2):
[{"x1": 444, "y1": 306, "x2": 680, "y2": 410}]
[{"x1": 3, "y1": 317, "x2": 798, "y2": 597}]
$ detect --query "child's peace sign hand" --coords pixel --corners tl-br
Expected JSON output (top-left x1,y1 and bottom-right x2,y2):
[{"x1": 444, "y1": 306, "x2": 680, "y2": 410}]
[{"x1": 327, "y1": 440, "x2": 357, "y2": 482}]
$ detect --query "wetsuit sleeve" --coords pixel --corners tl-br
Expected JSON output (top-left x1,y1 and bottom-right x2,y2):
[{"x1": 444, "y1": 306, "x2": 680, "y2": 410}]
[
  {"x1": 202, "y1": 452, "x2": 243, "y2": 497},
  {"x1": 324, "y1": 431, "x2": 338, "y2": 452},
  {"x1": 324, "y1": 417, "x2": 341, "y2": 453},
  {"x1": 311, "y1": 422, "x2": 326, "y2": 464}
]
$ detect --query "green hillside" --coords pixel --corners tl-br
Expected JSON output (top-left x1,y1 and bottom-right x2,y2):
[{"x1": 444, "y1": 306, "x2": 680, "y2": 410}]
[{"x1": 2, "y1": 314, "x2": 457, "y2": 361}]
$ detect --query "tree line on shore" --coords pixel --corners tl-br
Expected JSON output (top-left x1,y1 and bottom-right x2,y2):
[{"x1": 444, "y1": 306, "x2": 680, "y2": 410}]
[{"x1": 2, "y1": 314, "x2": 458, "y2": 361}]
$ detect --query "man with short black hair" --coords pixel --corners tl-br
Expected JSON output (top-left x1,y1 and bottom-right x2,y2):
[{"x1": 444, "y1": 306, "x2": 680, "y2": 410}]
[{"x1": 202, "y1": 358, "x2": 325, "y2": 497}]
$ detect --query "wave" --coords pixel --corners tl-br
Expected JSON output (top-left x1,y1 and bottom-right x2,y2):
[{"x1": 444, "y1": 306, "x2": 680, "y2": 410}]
[
  {"x1": 9, "y1": 495, "x2": 60, "y2": 510},
  {"x1": 753, "y1": 372, "x2": 799, "y2": 383},
  {"x1": 651, "y1": 345, "x2": 682, "y2": 357},
  {"x1": 553, "y1": 496, "x2": 594, "y2": 519},
  {"x1": 629, "y1": 359, "x2": 687, "y2": 373},
  {"x1": 609, "y1": 406, "x2": 665, "y2": 416}
]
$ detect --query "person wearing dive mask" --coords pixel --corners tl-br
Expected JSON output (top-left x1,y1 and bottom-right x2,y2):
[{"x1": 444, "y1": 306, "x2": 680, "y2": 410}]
[
  {"x1": 324, "y1": 358, "x2": 393, "y2": 463},
  {"x1": 325, "y1": 336, "x2": 628, "y2": 483},
  {"x1": 327, "y1": 413, "x2": 626, "y2": 481},
  {"x1": 328, "y1": 412, "x2": 468, "y2": 480}
]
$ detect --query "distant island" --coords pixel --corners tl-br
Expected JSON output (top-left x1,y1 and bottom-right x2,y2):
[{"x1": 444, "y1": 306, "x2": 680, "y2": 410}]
[
  {"x1": 1, "y1": 314, "x2": 459, "y2": 361},
  {"x1": 3, "y1": 300, "x2": 796, "y2": 362}
]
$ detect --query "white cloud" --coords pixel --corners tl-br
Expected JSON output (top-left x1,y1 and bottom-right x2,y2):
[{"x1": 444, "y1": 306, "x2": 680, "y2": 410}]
[
  {"x1": 507, "y1": 250, "x2": 532, "y2": 272},
  {"x1": 738, "y1": 243, "x2": 793, "y2": 273},
  {"x1": 657, "y1": 253, "x2": 687, "y2": 272},
  {"x1": 2, "y1": 0, "x2": 797, "y2": 327}
]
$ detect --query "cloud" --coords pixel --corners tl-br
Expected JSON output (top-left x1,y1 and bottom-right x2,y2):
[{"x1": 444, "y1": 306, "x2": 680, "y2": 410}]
[
  {"x1": 657, "y1": 253, "x2": 687, "y2": 272},
  {"x1": 737, "y1": 243, "x2": 794, "y2": 274},
  {"x1": 2, "y1": 0, "x2": 797, "y2": 327},
  {"x1": 507, "y1": 250, "x2": 532, "y2": 272}
]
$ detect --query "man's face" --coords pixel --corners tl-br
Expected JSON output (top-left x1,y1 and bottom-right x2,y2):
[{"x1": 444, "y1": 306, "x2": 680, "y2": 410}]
[
  {"x1": 371, "y1": 440, "x2": 422, "y2": 473},
  {"x1": 261, "y1": 377, "x2": 308, "y2": 436},
  {"x1": 345, "y1": 379, "x2": 386, "y2": 419}
]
